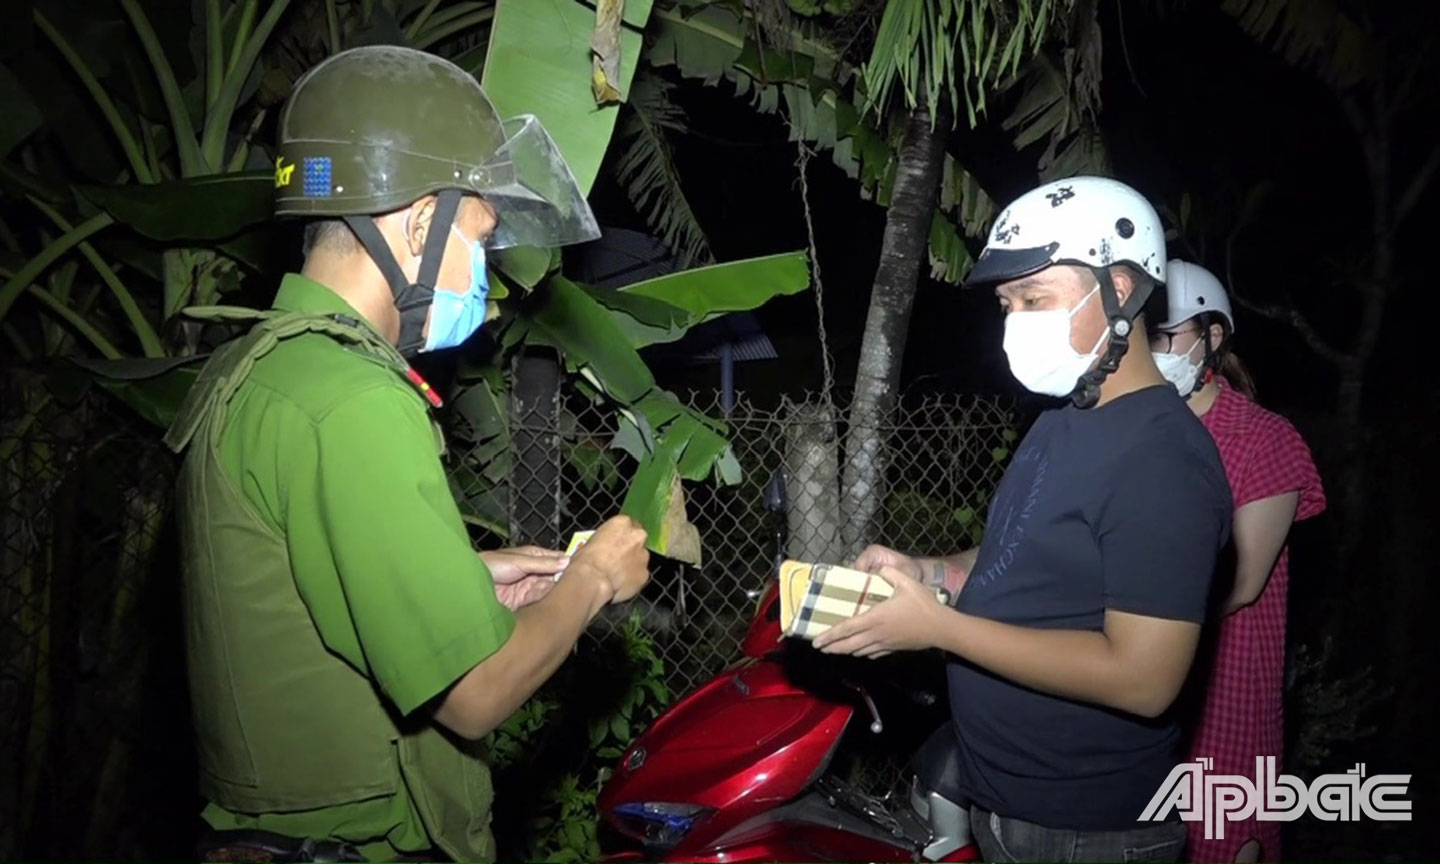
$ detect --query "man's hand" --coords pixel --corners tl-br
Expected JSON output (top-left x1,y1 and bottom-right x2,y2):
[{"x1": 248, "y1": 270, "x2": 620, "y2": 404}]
[
  {"x1": 567, "y1": 515, "x2": 651, "y2": 603},
  {"x1": 852, "y1": 544, "x2": 923, "y2": 580},
  {"x1": 479, "y1": 546, "x2": 568, "y2": 611},
  {"x1": 493, "y1": 576, "x2": 556, "y2": 610},
  {"x1": 812, "y1": 566, "x2": 948, "y2": 658},
  {"x1": 481, "y1": 545, "x2": 569, "y2": 583}
]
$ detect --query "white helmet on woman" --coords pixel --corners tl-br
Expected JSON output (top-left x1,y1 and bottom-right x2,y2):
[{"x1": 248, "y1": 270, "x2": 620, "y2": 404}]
[
  {"x1": 1153, "y1": 259, "x2": 1234, "y2": 397},
  {"x1": 1158, "y1": 259, "x2": 1233, "y2": 332}
]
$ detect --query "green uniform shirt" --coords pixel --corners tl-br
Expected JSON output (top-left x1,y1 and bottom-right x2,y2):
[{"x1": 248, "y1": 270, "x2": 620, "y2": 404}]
[{"x1": 200, "y1": 274, "x2": 514, "y2": 858}]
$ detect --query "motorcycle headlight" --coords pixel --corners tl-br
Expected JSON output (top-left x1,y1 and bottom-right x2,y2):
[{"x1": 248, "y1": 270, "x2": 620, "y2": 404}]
[{"x1": 610, "y1": 802, "x2": 713, "y2": 851}]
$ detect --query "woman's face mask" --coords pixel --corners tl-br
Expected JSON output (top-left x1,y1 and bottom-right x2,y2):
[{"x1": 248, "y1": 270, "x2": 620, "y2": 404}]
[
  {"x1": 1001, "y1": 285, "x2": 1107, "y2": 397},
  {"x1": 1150, "y1": 326, "x2": 1205, "y2": 397}
]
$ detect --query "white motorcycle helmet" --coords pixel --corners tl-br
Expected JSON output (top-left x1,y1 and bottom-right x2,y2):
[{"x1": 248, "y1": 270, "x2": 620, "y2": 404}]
[
  {"x1": 965, "y1": 175, "x2": 1167, "y2": 406},
  {"x1": 1154, "y1": 259, "x2": 1234, "y2": 397},
  {"x1": 1159, "y1": 259, "x2": 1233, "y2": 332}
]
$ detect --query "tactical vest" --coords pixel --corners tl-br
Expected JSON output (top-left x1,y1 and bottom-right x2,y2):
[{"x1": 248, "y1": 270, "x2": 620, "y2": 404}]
[{"x1": 164, "y1": 307, "x2": 494, "y2": 861}]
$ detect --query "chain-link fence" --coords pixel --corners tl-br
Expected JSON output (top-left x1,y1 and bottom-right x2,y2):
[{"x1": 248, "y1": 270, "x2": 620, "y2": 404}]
[
  {"x1": 1, "y1": 374, "x2": 1017, "y2": 858},
  {"x1": 449, "y1": 385, "x2": 1019, "y2": 719},
  {"x1": 449, "y1": 387, "x2": 1018, "y2": 804},
  {"x1": 1, "y1": 373, "x2": 192, "y2": 860}
]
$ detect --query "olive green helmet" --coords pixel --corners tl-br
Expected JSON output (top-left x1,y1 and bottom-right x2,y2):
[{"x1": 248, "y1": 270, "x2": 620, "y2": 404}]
[
  {"x1": 274, "y1": 45, "x2": 599, "y2": 251},
  {"x1": 275, "y1": 46, "x2": 599, "y2": 355}
]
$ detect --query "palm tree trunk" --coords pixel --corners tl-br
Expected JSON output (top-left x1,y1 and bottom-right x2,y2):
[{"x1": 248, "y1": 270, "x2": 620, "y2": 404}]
[
  {"x1": 839, "y1": 101, "x2": 948, "y2": 556},
  {"x1": 783, "y1": 400, "x2": 844, "y2": 564}
]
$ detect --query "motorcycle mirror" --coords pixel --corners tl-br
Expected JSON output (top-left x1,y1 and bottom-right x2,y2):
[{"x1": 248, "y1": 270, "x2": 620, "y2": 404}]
[{"x1": 763, "y1": 469, "x2": 788, "y2": 514}]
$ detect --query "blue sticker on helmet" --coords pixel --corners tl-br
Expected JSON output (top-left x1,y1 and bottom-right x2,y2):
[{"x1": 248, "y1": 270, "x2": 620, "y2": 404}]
[{"x1": 303, "y1": 157, "x2": 332, "y2": 197}]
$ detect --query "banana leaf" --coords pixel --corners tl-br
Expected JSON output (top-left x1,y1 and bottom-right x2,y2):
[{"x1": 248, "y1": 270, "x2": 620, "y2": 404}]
[
  {"x1": 618, "y1": 250, "x2": 808, "y2": 317},
  {"x1": 491, "y1": 245, "x2": 555, "y2": 290},
  {"x1": 586, "y1": 250, "x2": 810, "y2": 349},
  {"x1": 449, "y1": 373, "x2": 511, "y2": 537},
  {"x1": 480, "y1": 0, "x2": 655, "y2": 198},
  {"x1": 77, "y1": 171, "x2": 272, "y2": 242},
  {"x1": 68, "y1": 354, "x2": 208, "y2": 430},
  {"x1": 620, "y1": 433, "x2": 701, "y2": 566},
  {"x1": 0, "y1": 63, "x2": 42, "y2": 159},
  {"x1": 527, "y1": 276, "x2": 656, "y2": 403}
]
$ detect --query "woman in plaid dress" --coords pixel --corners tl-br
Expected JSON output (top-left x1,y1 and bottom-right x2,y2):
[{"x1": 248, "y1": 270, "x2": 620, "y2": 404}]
[{"x1": 1152, "y1": 260, "x2": 1327, "y2": 862}]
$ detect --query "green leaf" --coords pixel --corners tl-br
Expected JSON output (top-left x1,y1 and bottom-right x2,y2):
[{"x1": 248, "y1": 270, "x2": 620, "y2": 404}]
[
  {"x1": 69, "y1": 355, "x2": 207, "y2": 429},
  {"x1": 953, "y1": 506, "x2": 975, "y2": 526},
  {"x1": 77, "y1": 171, "x2": 272, "y2": 242},
  {"x1": 619, "y1": 250, "x2": 809, "y2": 317},
  {"x1": 481, "y1": 0, "x2": 655, "y2": 198},
  {"x1": 528, "y1": 276, "x2": 656, "y2": 403},
  {"x1": 676, "y1": 424, "x2": 728, "y2": 482},
  {"x1": 990, "y1": 446, "x2": 1010, "y2": 463},
  {"x1": 591, "y1": 291, "x2": 691, "y2": 333},
  {"x1": 215, "y1": 224, "x2": 283, "y2": 274},
  {"x1": 563, "y1": 820, "x2": 588, "y2": 851},
  {"x1": 636, "y1": 389, "x2": 707, "y2": 434},
  {"x1": 927, "y1": 210, "x2": 972, "y2": 285},
  {"x1": 491, "y1": 244, "x2": 553, "y2": 290},
  {"x1": 620, "y1": 437, "x2": 701, "y2": 565},
  {"x1": 568, "y1": 441, "x2": 622, "y2": 491},
  {"x1": 735, "y1": 37, "x2": 814, "y2": 85},
  {"x1": 1219, "y1": 0, "x2": 1374, "y2": 86},
  {"x1": 646, "y1": 4, "x2": 747, "y2": 85},
  {"x1": 450, "y1": 375, "x2": 511, "y2": 532},
  {"x1": 609, "y1": 714, "x2": 630, "y2": 743},
  {"x1": 609, "y1": 412, "x2": 651, "y2": 461},
  {"x1": 615, "y1": 73, "x2": 714, "y2": 268},
  {"x1": 713, "y1": 445, "x2": 742, "y2": 486},
  {"x1": 0, "y1": 64, "x2": 43, "y2": 159}
]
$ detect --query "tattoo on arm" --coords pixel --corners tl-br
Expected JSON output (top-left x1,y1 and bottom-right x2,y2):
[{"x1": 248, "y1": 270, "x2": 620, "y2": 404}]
[{"x1": 926, "y1": 561, "x2": 947, "y2": 590}]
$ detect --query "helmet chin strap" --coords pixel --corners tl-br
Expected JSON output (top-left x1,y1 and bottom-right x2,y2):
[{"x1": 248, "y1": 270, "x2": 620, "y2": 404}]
[
  {"x1": 343, "y1": 188, "x2": 463, "y2": 357},
  {"x1": 1071, "y1": 266, "x2": 1152, "y2": 409},
  {"x1": 1196, "y1": 329, "x2": 1225, "y2": 396},
  {"x1": 1179, "y1": 325, "x2": 1224, "y2": 400}
]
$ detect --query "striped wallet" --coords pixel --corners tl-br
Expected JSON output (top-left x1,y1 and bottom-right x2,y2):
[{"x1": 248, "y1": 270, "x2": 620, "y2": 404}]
[{"x1": 777, "y1": 560, "x2": 948, "y2": 640}]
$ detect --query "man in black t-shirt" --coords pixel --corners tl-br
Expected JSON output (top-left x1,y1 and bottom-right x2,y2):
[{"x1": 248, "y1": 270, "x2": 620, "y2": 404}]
[{"x1": 814, "y1": 176, "x2": 1232, "y2": 862}]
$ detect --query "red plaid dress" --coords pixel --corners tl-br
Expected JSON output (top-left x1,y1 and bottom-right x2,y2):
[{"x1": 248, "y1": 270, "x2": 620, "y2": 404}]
[{"x1": 1185, "y1": 380, "x2": 1326, "y2": 862}]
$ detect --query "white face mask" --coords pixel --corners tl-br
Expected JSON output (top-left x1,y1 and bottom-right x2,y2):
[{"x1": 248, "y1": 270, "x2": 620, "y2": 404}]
[
  {"x1": 1002, "y1": 286, "x2": 1107, "y2": 397},
  {"x1": 1153, "y1": 336, "x2": 1204, "y2": 397}
]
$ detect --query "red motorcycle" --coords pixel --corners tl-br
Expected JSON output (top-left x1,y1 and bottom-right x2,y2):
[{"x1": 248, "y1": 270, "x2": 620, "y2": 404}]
[{"x1": 597, "y1": 472, "x2": 980, "y2": 862}]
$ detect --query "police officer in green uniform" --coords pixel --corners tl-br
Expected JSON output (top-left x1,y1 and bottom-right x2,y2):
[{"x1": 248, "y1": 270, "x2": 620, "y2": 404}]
[{"x1": 165, "y1": 46, "x2": 652, "y2": 862}]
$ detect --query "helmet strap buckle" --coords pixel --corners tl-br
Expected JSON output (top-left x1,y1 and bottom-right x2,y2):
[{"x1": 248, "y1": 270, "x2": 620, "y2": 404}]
[
  {"x1": 343, "y1": 188, "x2": 463, "y2": 357},
  {"x1": 1069, "y1": 265, "x2": 1151, "y2": 408}
]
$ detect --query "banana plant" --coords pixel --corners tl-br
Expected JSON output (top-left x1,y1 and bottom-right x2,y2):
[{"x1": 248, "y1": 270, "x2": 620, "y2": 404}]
[
  {"x1": 452, "y1": 0, "x2": 810, "y2": 562},
  {"x1": 1, "y1": 0, "x2": 811, "y2": 564}
]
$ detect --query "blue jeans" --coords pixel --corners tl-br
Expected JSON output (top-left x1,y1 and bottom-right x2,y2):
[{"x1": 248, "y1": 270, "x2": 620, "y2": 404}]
[{"x1": 971, "y1": 805, "x2": 1187, "y2": 862}]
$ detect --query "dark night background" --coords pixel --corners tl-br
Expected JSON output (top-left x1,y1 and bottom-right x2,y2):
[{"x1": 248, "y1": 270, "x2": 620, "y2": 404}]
[{"x1": 3, "y1": 0, "x2": 1437, "y2": 859}]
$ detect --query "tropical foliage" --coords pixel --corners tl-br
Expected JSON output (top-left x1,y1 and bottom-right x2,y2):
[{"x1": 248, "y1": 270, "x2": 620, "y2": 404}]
[{"x1": 0, "y1": 0, "x2": 816, "y2": 562}]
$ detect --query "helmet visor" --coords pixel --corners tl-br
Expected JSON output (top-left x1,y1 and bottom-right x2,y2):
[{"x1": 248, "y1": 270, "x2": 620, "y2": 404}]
[{"x1": 472, "y1": 115, "x2": 601, "y2": 250}]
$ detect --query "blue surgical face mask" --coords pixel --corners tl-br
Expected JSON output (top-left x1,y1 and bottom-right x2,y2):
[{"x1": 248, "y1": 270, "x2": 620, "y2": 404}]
[{"x1": 420, "y1": 226, "x2": 490, "y2": 353}]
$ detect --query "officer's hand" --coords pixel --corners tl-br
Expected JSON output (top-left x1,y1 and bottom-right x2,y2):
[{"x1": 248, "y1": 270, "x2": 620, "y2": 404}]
[
  {"x1": 569, "y1": 515, "x2": 650, "y2": 604},
  {"x1": 852, "y1": 544, "x2": 922, "y2": 581},
  {"x1": 493, "y1": 575, "x2": 556, "y2": 611},
  {"x1": 480, "y1": 546, "x2": 569, "y2": 584}
]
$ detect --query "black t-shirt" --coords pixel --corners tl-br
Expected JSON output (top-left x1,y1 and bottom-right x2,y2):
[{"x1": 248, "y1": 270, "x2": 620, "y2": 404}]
[{"x1": 947, "y1": 384, "x2": 1232, "y2": 831}]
